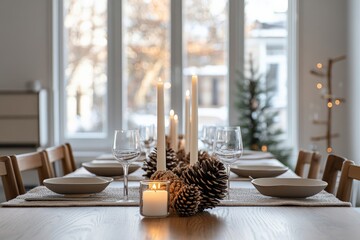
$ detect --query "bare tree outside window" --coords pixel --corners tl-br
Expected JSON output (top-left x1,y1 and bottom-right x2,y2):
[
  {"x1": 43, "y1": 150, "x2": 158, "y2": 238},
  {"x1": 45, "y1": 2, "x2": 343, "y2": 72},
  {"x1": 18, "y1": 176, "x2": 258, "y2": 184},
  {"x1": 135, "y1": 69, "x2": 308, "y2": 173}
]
[{"x1": 64, "y1": 0, "x2": 107, "y2": 136}]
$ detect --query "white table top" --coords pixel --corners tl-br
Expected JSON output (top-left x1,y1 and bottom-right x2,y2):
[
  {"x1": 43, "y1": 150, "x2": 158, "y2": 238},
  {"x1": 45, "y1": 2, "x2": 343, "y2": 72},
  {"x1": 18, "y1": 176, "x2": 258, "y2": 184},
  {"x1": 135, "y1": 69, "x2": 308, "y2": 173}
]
[{"x1": 1, "y1": 157, "x2": 359, "y2": 239}]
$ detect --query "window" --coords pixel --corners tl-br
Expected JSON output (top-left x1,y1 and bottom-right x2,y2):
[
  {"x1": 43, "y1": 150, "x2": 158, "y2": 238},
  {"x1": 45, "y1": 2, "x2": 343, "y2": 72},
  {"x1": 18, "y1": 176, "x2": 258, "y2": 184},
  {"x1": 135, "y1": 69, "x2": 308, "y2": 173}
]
[
  {"x1": 123, "y1": 0, "x2": 171, "y2": 129},
  {"x1": 183, "y1": 0, "x2": 228, "y2": 127},
  {"x1": 244, "y1": 0, "x2": 289, "y2": 136},
  {"x1": 56, "y1": 0, "x2": 295, "y2": 152},
  {"x1": 63, "y1": 0, "x2": 108, "y2": 137}
]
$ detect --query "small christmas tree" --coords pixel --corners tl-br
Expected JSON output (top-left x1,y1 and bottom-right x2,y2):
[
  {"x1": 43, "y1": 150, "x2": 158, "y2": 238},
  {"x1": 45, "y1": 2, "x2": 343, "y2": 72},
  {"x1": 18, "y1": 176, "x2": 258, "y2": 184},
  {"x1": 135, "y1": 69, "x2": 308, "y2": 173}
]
[{"x1": 235, "y1": 54, "x2": 291, "y2": 166}]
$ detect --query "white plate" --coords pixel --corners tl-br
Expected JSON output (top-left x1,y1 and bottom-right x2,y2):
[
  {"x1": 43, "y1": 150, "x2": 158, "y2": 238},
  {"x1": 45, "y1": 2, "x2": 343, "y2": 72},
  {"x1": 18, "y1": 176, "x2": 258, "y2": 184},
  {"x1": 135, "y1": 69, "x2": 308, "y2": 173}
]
[
  {"x1": 82, "y1": 162, "x2": 140, "y2": 177},
  {"x1": 230, "y1": 165, "x2": 288, "y2": 178},
  {"x1": 43, "y1": 177, "x2": 113, "y2": 195},
  {"x1": 251, "y1": 178, "x2": 328, "y2": 198},
  {"x1": 240, "y1": 150, "x2": 274, "y2": 160},
  {"x1": 95, "y1": 152, "x2": 146, "y2": 161}
]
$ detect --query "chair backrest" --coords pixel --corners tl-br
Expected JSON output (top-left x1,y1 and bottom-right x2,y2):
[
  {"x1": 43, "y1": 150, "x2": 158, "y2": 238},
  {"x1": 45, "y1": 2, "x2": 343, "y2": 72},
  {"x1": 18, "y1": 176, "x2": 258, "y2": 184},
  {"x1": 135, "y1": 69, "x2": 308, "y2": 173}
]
[
  {"x1": 64, "y1": 143, "x2": 77, "y2": 172},
  {"x1": 10, "y1": 151, "x2": 51, "y2": 194},
  {"x1": 294, "y1": 150, "x2": 322, "y2": 179},
  {"x1": 322, "y1": 154, "x2": 347, "y2": 194},
  {"x1": 336, "y1": 160, "x2": 359, "y2": 202},
  {"x1": 0, "y1": 156, "x2": 19, "y2": 201},
  {"x1": 44, "y1": 144, "x2": 75, "y2": 178}
]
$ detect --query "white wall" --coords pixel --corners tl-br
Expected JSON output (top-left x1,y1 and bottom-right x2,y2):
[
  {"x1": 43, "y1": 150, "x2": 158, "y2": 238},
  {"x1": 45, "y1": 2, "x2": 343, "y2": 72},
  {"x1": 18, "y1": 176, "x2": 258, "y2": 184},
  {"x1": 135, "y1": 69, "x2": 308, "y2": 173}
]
[
  {"x1": 0, "y1": 0, "x2": 51, "y2": 91},
  {"x1": 298, "y1": 0, "x2": 348, "y2": 165},
  {"x1": 348, "y1": 0, "x2": 360, "y2": 203},
  {"x1": 348, "y1": 0, "x2": 360, "y2": 164}
]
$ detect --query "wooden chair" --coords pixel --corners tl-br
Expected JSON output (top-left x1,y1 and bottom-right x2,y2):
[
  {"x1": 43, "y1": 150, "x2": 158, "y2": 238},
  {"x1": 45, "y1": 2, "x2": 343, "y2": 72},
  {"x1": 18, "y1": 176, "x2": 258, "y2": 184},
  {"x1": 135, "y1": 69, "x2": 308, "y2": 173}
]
[
  {"x1": 10, "y1": 151, "x2": 51, "y2": 194},
  {"x1": 44, "y1": 143, "x2": 76, "y2": 178},
  {"x1": 322, "y1": 154, "x2": 347, "y2": 194},
  {"x1": 0, "y1": 156, "x2": 19, "y2": 201},
  {"x1": 294, "y1": 150, "x2": 322, "y2": 179},
  {"x1": 336, "y1": 160, "x2": 359, "y2": 202},
  {"x1": 64, "y1": 143, "x2": 77, "y2": 172}
]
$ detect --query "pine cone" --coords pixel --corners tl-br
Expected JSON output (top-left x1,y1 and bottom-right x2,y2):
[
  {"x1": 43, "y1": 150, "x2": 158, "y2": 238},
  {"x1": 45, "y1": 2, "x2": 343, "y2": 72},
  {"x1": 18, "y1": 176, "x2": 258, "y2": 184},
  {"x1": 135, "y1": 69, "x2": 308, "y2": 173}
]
[
  {"x1": 176, "y1": 149, "x2": 187, "y2": 166},
  {"x1": 174, "y1": 184, "x2": 202, "y2": 217},
  {"x1": 181, "y1": 157, "x2": 227, "y2": 212},
  {"x1": 142, "y1": 147, "x2": 179, "y2": 178},
  {"x1": 172, "y1": 165, "x2": 188, "y2": 178},
  {"x1": 150, "y1": 170, "x2": 180, "y2": 182},
  {"x1": 184, "y1": 150, "x2": 211, "y2": 164},
  {"x1": 150, "y1": 170, "x2": 184, "y2": 211}
]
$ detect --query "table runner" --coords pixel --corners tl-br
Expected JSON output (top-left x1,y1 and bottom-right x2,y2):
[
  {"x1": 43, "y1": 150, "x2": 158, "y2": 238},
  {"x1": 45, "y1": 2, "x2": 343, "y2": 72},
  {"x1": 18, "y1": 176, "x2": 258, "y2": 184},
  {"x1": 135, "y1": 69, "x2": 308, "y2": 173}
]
[{"x1": 1, "y1": 186, "x2": 350, "y2": 207}]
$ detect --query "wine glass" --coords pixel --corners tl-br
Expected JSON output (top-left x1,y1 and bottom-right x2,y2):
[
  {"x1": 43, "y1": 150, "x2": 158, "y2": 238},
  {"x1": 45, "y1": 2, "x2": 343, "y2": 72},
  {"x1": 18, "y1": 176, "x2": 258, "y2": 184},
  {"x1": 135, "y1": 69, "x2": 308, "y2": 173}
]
[
  {"x1": 200, "y1": 126, "x2": 216, "y2": 152},
  {"x1": 113, "y1": 129, "x2": 141, "y2": 201},
  {"x1": 212, "y1": 126, "x2": 243, "y2": 200},
  {"x1": 139, "y1": 124, "x2": 155, "y2": 157}
]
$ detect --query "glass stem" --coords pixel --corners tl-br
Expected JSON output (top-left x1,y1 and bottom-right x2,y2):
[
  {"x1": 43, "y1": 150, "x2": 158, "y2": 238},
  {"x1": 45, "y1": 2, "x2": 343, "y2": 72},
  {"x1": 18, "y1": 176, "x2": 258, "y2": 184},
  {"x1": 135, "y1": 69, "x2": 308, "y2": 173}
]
[
  {"x1": 123, "y1": 164, "x2": 129, "y2": 201},
  {"x1": 226, "y1": 163, "x2": 231, "y2": 200}
]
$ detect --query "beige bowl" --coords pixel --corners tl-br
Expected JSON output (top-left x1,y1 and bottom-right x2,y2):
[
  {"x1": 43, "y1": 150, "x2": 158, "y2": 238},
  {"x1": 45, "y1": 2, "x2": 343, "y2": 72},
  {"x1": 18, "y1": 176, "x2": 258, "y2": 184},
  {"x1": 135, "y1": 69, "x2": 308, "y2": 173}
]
[
  {"x1": 43, "y1": 177, "x2": 113, "y2": 195},
  {"x1": 231, "y1": 165, "x2": 288, "y2": 178},
  {"x1": 82, "y1": 162, "x2": 140, "y2": 177},
  {"x1": 251, "y1": 178, "x2": 328, "y2": 198}
]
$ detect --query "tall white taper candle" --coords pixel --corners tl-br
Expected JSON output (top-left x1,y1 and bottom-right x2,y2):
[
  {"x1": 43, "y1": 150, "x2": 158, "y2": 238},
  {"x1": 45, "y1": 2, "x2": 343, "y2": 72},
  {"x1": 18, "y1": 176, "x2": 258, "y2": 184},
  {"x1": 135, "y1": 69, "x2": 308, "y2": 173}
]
[
  {"x1": 185, "y1": 90, "x2": 190, "y2": 154},
  {"x1": 157, "y1": 78, "x2": 166, "y2": 171},
  {"x1": 190, "y1": 75, "x2": 198, "y2": 164},
  {"x1": 169, "y1": 109, "x2": 175, "y2": 149},
  {"x1": 173, "y1": 114, "x2": 178, "y2": 152}
]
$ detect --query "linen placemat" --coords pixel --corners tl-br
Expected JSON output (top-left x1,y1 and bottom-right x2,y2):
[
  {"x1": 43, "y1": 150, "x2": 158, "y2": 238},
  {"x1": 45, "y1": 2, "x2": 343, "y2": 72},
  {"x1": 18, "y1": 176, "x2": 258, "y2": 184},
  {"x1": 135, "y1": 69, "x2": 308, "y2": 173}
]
[
  {"x1": 220, "y1": 188, "x2": 351, "y2": 207},
  {"x1": 1, "y1": 186, "x2": 350, "y2": 207},
  {"x1": 1, "y1": 186, "x2": 139, "y2": 207}
]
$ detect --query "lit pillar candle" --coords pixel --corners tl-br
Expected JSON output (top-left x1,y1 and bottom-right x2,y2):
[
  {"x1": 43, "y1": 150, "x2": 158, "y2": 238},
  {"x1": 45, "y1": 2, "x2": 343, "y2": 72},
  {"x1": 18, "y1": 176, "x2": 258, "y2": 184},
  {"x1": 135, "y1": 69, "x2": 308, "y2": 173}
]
[
  {"x1": 185, "y1": 90, "x2": 190, "y2": 154},
  {"x1": 190, "y1": 75, "x2": 198, "y2": 164},
  {"x1": 169, "y1": 109, "x2": 175, "y2": 149},
  {"x1": 142, "y1": 183, "x2": 168, "y2": 217},
  {"x1": 157, "y1": 78, "x2": 166, "y2": 171},
  {"x1": 173, "y1": 114, "x2": 178, "y2": 152}
]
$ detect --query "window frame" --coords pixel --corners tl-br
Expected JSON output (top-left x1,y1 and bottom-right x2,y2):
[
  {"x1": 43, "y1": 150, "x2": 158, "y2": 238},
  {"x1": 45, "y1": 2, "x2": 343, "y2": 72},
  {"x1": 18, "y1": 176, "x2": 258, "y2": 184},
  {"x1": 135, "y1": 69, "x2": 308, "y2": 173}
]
[{"x1": 53, "y1": 0, "x2": 297, "y2": 155}]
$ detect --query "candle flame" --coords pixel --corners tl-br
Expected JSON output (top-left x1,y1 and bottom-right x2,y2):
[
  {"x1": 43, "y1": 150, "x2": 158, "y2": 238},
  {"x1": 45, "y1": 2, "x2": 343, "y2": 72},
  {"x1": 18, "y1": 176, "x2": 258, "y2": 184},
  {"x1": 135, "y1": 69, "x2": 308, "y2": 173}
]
[
  {"x1": 170, "y1": 109, "x2": 174, "y2": 116},
  {"x1": 186, "y1": 90, "x2": 190, "y2": 97},
  {"x1": 158, "y1": 77, "x2": 162, "y2": 83},
  {"x1": 164, "y1": 82, "x2": 171, "y2": 89},
  {"x1": 174, "y1": 114, "x2": 178, "y2": 121},
  {"x1": 316, "y1": 63, "x2": 323, "y2": 69},
  {"x1": 151, "y1": 183, "x2": 157, "y2": 190}
]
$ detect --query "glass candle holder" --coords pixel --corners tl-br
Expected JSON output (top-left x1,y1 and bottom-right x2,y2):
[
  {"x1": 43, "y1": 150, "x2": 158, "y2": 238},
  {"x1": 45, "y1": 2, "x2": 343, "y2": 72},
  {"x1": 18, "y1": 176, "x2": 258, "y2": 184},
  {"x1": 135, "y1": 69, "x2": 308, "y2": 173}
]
[{"x1": 140, "y1": 180, "x2": 170, "y2": 218}]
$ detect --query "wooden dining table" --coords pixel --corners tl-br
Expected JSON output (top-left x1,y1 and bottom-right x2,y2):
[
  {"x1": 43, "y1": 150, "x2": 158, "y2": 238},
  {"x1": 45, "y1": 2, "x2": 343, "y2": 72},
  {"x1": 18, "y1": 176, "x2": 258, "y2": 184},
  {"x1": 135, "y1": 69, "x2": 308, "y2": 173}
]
[{"x1": 1, "y1": 156, "x2": 360, "y2": 240}]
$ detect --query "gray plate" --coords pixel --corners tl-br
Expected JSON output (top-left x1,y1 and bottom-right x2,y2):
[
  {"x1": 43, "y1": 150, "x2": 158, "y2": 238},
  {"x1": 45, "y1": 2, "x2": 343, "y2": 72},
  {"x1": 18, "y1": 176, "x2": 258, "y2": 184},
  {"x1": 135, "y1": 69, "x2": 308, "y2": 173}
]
[{"x1": 251, "y1": 178, "x2": 328, "y2": 198}]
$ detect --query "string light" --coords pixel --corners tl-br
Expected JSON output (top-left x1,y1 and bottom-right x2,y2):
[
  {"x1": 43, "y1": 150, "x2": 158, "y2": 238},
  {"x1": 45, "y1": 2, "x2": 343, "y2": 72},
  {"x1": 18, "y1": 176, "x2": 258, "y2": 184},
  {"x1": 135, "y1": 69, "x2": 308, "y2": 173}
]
[
  {"x1": 316, "y1": 83, "x2": 322, "y2": 89},
  {"x1": 335, "y1": 99, "x2": 341, "y2": 105},
  {"x1": 261, "y1": 145, "x2": 268, "y2": 152},
  {"x1": 327, "y1": 102, "x2": 333, "y2": 108},
  {"x1": 316, "y1": 63, "x2": 323, "y2": 69},
  {"x1": 327, "y1": 147, "x2": 332, "y2": 153}
]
